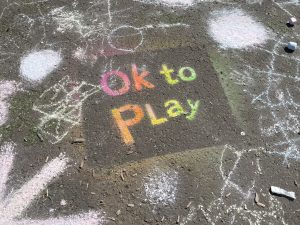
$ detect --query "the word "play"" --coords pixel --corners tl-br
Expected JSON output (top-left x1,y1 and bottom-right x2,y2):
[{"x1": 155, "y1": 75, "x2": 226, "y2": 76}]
[{"x1": 112, "y1": 99, "x2": 201, "y2": 145}]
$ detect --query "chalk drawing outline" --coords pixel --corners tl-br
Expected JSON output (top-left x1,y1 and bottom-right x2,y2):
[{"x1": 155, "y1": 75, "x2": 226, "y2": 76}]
[{"x1": 33, "y1": 76, "x2": 101, "y2": 144}]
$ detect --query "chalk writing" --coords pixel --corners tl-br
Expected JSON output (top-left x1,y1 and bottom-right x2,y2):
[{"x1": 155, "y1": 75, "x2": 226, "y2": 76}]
[
  {"x1": 100, "y1": 64, "x2": 155, "y2": 96},
  {"x1": 112, "y1": 104, "x2": 145, "y2": 145},
  {"x1": 160, "y1": 65, "x2": 197, "y2": 85},
  {"x1": 107, "y1": 64, "x2": 201, "y2": 144},
  {"x1": 101, "y1": 70, "x2": 131, "y2": 96},
  {"x1": 112, "y1": 99, "x2": 201, "y2": 145}
]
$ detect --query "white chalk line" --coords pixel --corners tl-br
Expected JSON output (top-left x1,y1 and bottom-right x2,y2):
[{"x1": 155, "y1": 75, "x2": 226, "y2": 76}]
[
  {"x1": 179, "y1": 146, "x2": 288, "y2": 225},
  {"x1": 231, "y1": 33, "x2": 300, "y2": 163},
  {"x1": 0, "y1": 143, "x2": 105, "y2": 224}
]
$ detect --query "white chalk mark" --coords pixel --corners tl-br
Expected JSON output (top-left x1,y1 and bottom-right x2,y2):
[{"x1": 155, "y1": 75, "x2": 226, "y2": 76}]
[
  {"x1": 50, "y1": 7, "x2": 108, "y2": 39},
  {"x1": 198, "y1": 146, "x2": 288, "y2": 225},
  {"x1": 0, "y1": 143, "x2": 15, "y2": 200},
  {"x1": 2, "y1": 211, "x2": 103, "y2": 225},
  {"x1": 180, "y1": 205, "x2": 197, "y2": 225},
  {"x1": 230, "y1": 32, "x2": 300, "y2": 163},
  {"x1": 20, "y1": 50, "x2": 62, "y2": 83},
  {"x1": 0, "y1": 2, "x2": 20, "y2": 21},
  {"x1": 272, "y1": 0, "x2": 299, "y2": 17},
  {"x1": 140, "y1": 23, "x2": 190, "y2": 30},
  {"x1": 107, "y1": 0, "x2": 112, "y2": 26},
  {"x1": 60, "y1": 199, "x2": 67, "y2": 206},
  {"x1": 108, "y1": 25, "x2": 144, "y2": 52},
  {"x1": 49, "y1": 5, "x2": 190, "y2": 58},
  {"x1": 2, "y1": 154, "x2": 68, "y2": 218},
  {"x1": 0, "y1": 143, "x2": 105, "y2": 224},
  {"x1": 134, "y1": 0, "x2": 196, "y2": 7},
  {"x1": 143, "y1": 167, "x2": 178, "y2": 206},
  {"x1": 108, "y1": 23, "x2": 189, "y2": 52},
  {"x1": 33, "y1": 76, "x2": 101, "y2": 144},
  {"x1": 246, "y1": 0, "x2": 264, "y2": 4},
  {"x1": 134, "y1": 0, "x2": 234, "y2": 7},
  {"x1": 208, "y1": 9, "x2": 271, "y2": 49},
  {"x1": 0, "y1": 81, "x2": 20, "y2": 126}
]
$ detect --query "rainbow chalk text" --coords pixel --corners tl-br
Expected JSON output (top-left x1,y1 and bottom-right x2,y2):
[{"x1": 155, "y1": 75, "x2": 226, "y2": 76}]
[{"x1": 99, "y1": 64, "x2": 201, "y2": 145}]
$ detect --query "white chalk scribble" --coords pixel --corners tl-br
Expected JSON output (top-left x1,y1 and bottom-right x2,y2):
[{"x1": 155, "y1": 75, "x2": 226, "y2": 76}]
[
  {"x1": 231, "y1": 34, "x2": 300, "y2": 163},
  {"x1": 179, "y1": 146, "x2": 288, "y2": 225},
  {"x1": 33, "y1": 76, "x2": 101, "y2": 144}
]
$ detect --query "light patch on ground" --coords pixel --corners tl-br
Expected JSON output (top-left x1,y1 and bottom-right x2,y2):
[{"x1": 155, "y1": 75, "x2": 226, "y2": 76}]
[
  {"x1": 157, "y1": 0, "x2": 195, "y2": 6},
  {"x1": 73, "y1": 47, "x2": 98, "y2": 65},
  {"x1": 208, "y1": 9, "x2": 270, "y2": 49},
  {"x1": 0, "y1": 142, "x2": 105, "y2": 225},
  {"x1": 246, "y1": 0, "x2": 264, "y2": 4},
  {"x1": 143, "y1": 167, "x2": 178, "y2": 206},
  {"x1": 20, "y1": 50, "x2": 62, "y2": 83},
  {"x1": 134, "y1": 0, "x2": 196, "y2": 7},
  {"x1": 0, "y1": 81, "x2": 19, "y2": 126},
  {"x1": 49, "y1": 7, "x2": 107, "y2": 39}
]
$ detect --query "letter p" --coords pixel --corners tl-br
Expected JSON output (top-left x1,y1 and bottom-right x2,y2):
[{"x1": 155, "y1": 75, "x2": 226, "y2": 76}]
[{"x1": 112, "y1": 104, "x2": 144, "y2": 145}]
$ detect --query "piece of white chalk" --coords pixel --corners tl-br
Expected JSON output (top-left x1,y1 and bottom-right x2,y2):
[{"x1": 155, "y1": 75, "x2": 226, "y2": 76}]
[
  {"x1": 288, "y1": 17, "x2": 297, "y2": 25},
  {"x1": 288, "y1": 42, "x2": 297, "y2": 51},
  {"x1": 270, "y1": 186, "x2": 296, "y2": 200}
]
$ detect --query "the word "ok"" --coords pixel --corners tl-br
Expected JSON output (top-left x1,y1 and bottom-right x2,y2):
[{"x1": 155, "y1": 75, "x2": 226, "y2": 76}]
[{"x1": 99, "y1": 64, "x2": 197, "y2": 96}]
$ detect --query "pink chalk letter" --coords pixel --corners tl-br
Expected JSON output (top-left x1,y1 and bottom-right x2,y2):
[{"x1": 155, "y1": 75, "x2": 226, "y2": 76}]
[{"x1": 100, "y1": 70, "x2": 130, "y2": 96}]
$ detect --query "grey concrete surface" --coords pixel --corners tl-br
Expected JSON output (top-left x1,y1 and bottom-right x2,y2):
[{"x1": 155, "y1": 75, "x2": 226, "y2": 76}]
[{"x1": 0, "y1": 0, "x2": 299, "y2": 224}]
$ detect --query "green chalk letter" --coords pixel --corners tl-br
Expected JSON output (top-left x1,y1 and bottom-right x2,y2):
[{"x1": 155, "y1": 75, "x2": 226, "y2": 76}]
[
  {"x1": 165, "y1": 99, "x2": 185, "y2": 118},
  {"x1": 160, "y1": 64, "x2": 179, "y2": 85},
  {"x1": 186, "y1": 99, "x2": 200, "y2": 121},
  {"x1": 178, "y1": 67, "x2": 197, "y2": 82}
]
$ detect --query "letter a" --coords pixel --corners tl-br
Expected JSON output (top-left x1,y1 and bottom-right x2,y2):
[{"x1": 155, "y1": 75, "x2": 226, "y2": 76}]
[
  {"x1": 164, "y1": 100, "x2": 185, "y2": 118},
  {"x1": 112, "y1": 104, "x2": 144, "y2": 145},
  {"x1": 132, "y1": 64, "x2": 155, "y2": 91}
]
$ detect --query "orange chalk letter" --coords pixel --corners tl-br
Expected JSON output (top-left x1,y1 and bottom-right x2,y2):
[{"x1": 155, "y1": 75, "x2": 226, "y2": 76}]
[
  {"x1": 112, "y1": 104, "x2": 144, "y2": 145},
  {"x1": 132, "y1": 64, "x2": 155, "y2": 91}
]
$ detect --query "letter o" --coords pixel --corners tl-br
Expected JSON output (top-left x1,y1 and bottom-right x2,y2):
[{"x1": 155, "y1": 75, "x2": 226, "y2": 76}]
[
  {"x1": 100, "y1": 70, "x2": 131, "y2": 96},
  {"x1": 178, "y1": 67, "x2": 197, "y2": 82}
]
